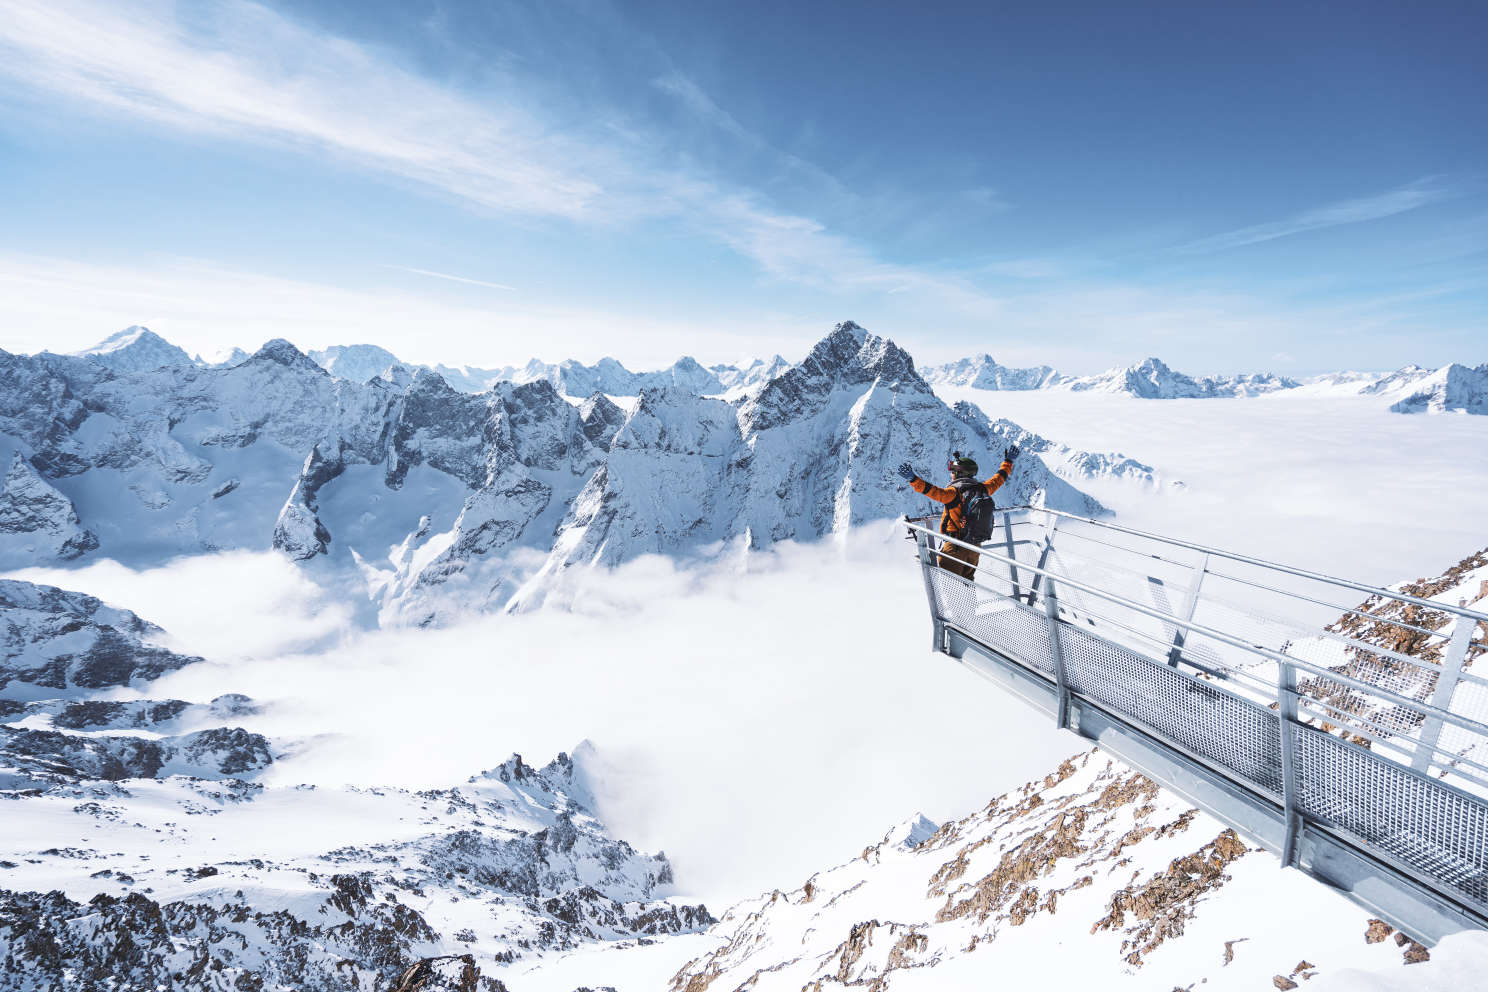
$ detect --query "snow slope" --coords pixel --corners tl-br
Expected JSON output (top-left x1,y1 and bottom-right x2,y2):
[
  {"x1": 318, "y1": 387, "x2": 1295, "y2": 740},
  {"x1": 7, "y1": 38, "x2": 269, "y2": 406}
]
[{"x1": 670, "y1": 749, "x2": 1433, "y2": 991}]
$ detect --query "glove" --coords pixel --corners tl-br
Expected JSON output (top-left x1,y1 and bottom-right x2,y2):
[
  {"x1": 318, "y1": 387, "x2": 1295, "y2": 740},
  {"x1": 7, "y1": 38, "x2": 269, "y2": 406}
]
[
  {"x1": 1003, "y1": 445, "x2": 1019, "y2": 462},
  {"x1": 896, "y1": 462, "x2": 917, "y2": 482}
]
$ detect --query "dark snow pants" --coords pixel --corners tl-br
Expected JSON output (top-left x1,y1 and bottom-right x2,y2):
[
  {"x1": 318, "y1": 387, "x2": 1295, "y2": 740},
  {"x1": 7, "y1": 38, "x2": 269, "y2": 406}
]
[{"x1": 937, "y1": 538, "x2": 979, "y2": 580}]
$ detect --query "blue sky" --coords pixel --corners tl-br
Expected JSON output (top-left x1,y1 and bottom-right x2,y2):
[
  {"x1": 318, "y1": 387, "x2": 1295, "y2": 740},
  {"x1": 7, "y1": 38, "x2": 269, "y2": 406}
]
[{"x1": 0, "y1": 0, "x2": 1482, "y2": 374}]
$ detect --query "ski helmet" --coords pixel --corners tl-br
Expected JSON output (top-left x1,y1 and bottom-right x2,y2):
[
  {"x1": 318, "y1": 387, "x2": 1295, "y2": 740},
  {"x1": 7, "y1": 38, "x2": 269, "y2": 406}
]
[{"x1": 947, "y1": 451, "x2": 978, "y2": 477}]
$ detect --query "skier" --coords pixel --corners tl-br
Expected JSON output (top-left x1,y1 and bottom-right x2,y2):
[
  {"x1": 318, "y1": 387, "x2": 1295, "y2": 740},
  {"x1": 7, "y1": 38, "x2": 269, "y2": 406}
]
[{"x1": 897, "y1": 447, "x2": 1018, "y2": 579}]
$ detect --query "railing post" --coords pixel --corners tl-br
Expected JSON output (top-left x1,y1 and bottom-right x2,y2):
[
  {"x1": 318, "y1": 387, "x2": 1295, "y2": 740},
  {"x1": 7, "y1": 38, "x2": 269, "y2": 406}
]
[
  {"x1": 909, "y1": 520, "x2": 948, "y2": 654},
  {"x1": 1166, "y1": 552, "x2": 1210, "y2": 667},
  {"x1": 1002, "y1": 512, "x2": 1022, "y2": 602},
  {"x1": 1044, "y1": 576, "x2": 1071, "y2": 729},
  {"x1": 1025, "y1": 515, "x2": 1059, "y2": 607},
  {"x1": 1278, "y1": 661, "x2": 1301, "y2": 868},
  {"x1": 1412, "y1": 616, "x2": 1477, "y2": 773}
]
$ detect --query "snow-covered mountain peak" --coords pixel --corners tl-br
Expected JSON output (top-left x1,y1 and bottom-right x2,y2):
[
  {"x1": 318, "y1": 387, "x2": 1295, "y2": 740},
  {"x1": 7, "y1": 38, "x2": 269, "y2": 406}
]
[
  {"x1": 72, "y1": 325, "x2": 194, "y2": 373},
  {"x1": 250, "y1": 337, "x2": 326, "y2": 373},
  {"x1": 809, "y1": 322, "x2": 922, "y2": 387},
  {"x1": 308, "y1": 343, "x2": 404, "y2": 383},
  {"x1": 740, "y1": 322, "x2": 928, "y2": 432},
  {"x1": 922, "y1": 353, "x2": 1068, "y2": 391},
  {"x1": 579, "y1": 391, "x2": 626, "y2": 448},
  {"x1": 880, "y1": 812, "x2": 940, "y2": 851},
  {"x1": 613, "y1": 387, "x2": 737, "y2": 455},
  {"x1": 833, "y1": 318, "x2": 869, "y2": 342}
]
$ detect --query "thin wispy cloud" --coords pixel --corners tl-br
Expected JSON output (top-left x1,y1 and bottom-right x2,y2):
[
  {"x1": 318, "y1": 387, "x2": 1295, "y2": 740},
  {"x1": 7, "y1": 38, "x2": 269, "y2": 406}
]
[
  {"x1": 393, "y1": 267, "x2": 517, "y2": 292},
  {"x1": 0, "y1": 0, "x2": 999, "y2": 317},
  {"x1": 1176, "y1": 180, "x2": 1450, "y2": 254},
  {"x1": 0, "y1": 0, "x2": 611, "y2": 219}
]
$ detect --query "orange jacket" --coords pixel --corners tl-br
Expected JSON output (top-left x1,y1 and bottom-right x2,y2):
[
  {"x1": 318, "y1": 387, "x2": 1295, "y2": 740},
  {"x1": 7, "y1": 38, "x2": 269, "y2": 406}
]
[{"x1": 911, "y1": 460, "x2": 1013, "y2": 536}]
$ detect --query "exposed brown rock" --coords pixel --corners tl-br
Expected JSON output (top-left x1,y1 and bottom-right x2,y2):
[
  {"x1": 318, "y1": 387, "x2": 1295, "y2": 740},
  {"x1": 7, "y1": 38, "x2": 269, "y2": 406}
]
[
  {"x1": 937, "y1": 808, "x2": 1088, "y2": 924},
  {"x1": 1222, "y1": 937, "x2": 1247, "y2": 965},
  {"x1": 1007, "y1": 887, "x2": 1040, "y2": 926},
  {"x1": 1044, "y1": 757, "x2": 1078, "y2": 789},
  {"x1": 1364, "y1": 919, "x2": 1394, "y2": 944},
  {"x1": 1403, "y1": 942, "x2": 1430, "y2": 964},
  {"x1": 1273, "y1": 976, "x2": 1298, "y2": 990},
  {"x1": 1090, "y1": 829, "x2": 1249, "y2": 966}
]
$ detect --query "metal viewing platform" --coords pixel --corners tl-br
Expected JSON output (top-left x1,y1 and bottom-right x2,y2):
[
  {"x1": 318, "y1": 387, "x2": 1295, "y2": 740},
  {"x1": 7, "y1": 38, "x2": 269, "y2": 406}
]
[{"x1": 906, "y1": 508, "x2": 1488, "y2": 943}]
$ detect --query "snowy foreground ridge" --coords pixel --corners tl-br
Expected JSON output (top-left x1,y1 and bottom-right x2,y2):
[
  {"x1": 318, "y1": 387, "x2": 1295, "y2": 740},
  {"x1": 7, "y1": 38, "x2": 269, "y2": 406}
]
[
  {"x1": 670, "y1": 751, "x2": 1445, "y2": 992},
  {"x1": 0, "y1": 576, "x2": 709, "y2": 989},
  {"x1": 0, "y1": 321, "x2": 1165, "y2": 623}
]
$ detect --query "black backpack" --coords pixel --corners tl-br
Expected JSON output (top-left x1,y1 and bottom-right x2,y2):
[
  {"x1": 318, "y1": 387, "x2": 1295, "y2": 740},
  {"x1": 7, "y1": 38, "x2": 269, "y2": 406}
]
[{"x1": 951, "y1": 478, "x2": 996, "y2": 544}]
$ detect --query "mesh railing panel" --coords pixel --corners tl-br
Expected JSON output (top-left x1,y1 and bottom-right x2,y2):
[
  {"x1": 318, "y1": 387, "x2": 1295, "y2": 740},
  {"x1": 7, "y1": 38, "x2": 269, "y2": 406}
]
[
  {"x1": 1294, "y1": 727, "x2": 1488, "y2": 907},
  {"x1": 1056, "y1": 621, "x2": 1285, "y2": 795}
]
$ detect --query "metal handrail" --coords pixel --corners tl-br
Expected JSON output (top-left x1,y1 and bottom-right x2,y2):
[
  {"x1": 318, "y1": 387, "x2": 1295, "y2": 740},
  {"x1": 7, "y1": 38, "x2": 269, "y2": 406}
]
[
  {"x1": 999, "y1": 506, "x2": 1488, "y2": 624},
  {"x1": 904, "y1": 519, "x2": 1488, "y2": 742}
]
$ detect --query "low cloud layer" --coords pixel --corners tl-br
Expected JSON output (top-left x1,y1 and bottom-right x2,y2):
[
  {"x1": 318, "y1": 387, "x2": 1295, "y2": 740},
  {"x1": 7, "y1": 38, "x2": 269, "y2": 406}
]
[{"x1": 16, "y1": 527, "x2": 1078, "y2": 906}]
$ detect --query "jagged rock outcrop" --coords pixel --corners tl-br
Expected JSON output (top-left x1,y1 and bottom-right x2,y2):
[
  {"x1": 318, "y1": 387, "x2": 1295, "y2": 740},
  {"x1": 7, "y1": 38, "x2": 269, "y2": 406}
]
[
  {"x1": 0, "y1": 749, "x2": 711, "y2": 987},
  {"x1": 578, "y1": 392, "x2": 627, "y2": 448},
  {"x1": 0, "y1": 453, "x2": 97, "y2": 564},
  {"x1": 0, "y1": 578, "x2": 203, "y2": 696},
  {"x1": 0, "y1": 724, "x2": 272, "y2": 784},
  {"x1": 273, "y1": 442, "x2": 344, "y2": 559}
]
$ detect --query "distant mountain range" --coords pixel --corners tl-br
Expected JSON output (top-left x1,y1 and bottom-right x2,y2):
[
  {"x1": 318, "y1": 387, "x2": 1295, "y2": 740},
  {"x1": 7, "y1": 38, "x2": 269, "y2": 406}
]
[
  {"x1": 56, "y1": 325, "x2": 790, "y2": 398},
  {"x1": 0, "y1": 322, "x2": 1168, "y2": 625},
  {"x1": 62, "y1": 327, "x2": 1483, "y2": 414},
  {"x1": 921, "y1": 353, "x2": 1486, "y2": 412}
]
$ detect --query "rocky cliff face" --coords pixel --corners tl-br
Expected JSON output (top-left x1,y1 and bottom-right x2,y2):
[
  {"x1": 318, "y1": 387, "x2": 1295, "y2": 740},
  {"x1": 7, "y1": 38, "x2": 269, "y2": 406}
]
[
  {"x1": 0, "y1": 453, "x2": 98, "y2": 565},
  {"x1": 0, "y1": 578, "x2": 203, "y2": 697},
  {"x1": 0, "y1": 575, "x2": 271, "y2": 790}
]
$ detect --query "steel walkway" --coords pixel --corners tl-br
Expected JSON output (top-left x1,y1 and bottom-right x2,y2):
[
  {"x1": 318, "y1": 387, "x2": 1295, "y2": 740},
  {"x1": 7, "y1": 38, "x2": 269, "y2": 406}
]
[{"x1": 906, "y1": 508, "x2": 1488, "y2": 944}]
